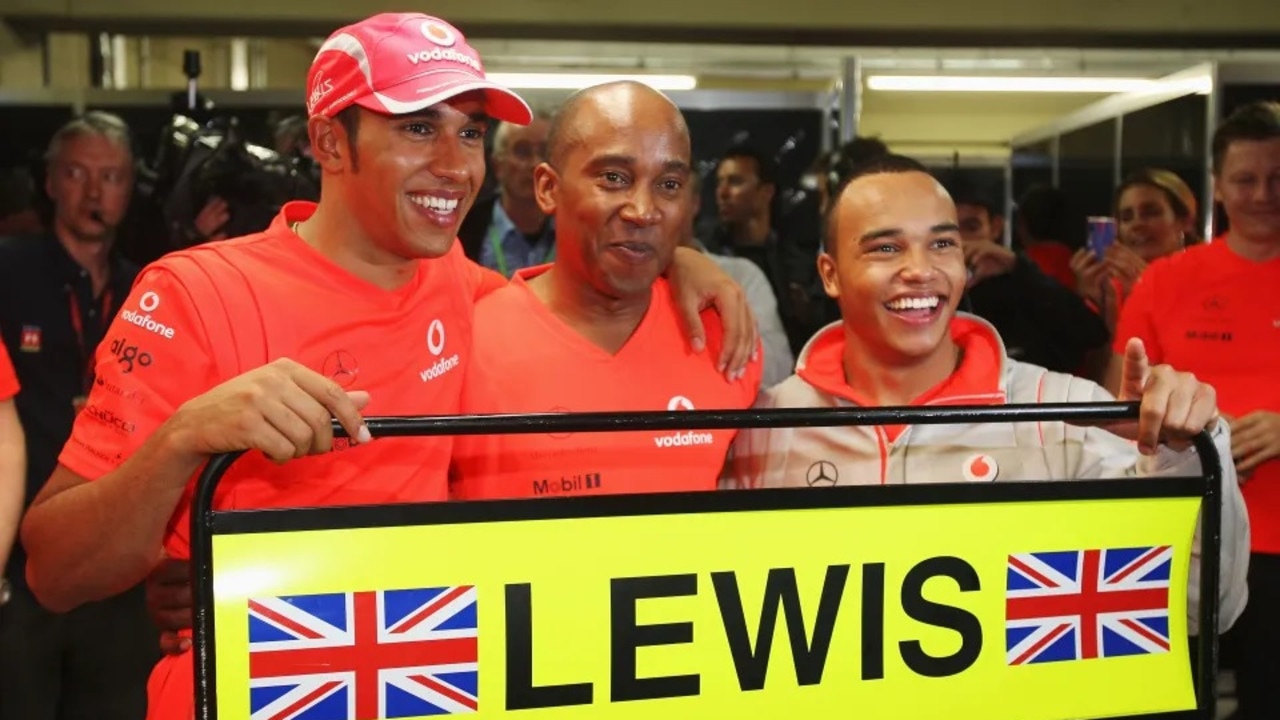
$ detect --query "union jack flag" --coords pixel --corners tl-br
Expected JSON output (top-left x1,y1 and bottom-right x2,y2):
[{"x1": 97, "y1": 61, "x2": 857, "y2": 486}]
[
  {"x1": 1005, "y1": 546, "x2": 1172, "y2": 666},
  {"x1": 247, "y1": 586, "x2": 478, "y2": 719}
]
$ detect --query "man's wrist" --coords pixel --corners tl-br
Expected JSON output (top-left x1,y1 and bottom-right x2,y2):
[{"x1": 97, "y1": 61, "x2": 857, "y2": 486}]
[{"x1": 149, "y1": 416, "x2": 208, "y2": 492}]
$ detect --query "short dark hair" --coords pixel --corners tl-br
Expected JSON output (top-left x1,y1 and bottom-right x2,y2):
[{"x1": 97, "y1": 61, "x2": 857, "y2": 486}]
[
  {"x1": 719, "y1": 144, "x2": 777, "y2": 186},
  {"x1": 824, "y1": 153, "x2": 929, "y2": 253},
  {"x1": 816, "y1": 136, "x2": 890, "y2": 191},
  {"x1": 334, "y1": 106, "x2": 361, "y2": 171},
  {"x1": 1212, "y1": 101, "x2": 1280, "y2": 175}
]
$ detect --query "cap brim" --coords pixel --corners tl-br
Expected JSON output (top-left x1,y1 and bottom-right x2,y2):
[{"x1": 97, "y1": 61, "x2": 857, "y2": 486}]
[{"x1": 356, "y1": 71, "x2": 533, "y2": 125}]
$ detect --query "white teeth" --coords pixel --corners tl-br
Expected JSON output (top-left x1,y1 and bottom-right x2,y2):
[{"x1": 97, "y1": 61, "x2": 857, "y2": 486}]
[
  {"x1": 886, "y1": 296, "x2": 940, "y2": 311},
  {"x1": 409, "y1": 195, "x2": 459, "y2": 213}
]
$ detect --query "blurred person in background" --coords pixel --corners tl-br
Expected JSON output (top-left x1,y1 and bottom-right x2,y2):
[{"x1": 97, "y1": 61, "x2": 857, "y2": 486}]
[
  {"x1": 1071, "y1": 168, "x2": 1200, "y2": 333},
  {"x1": 940, "y1": 172, "x2": 1110, "y2": 376},
  {"x1": 1014, "y1": 183, "x2": 1081, "y2": 289},
  {"x1": 687, "y1": 171, "x2": 793, "y2": 388},
  {"x1": 458, "y1": 112, "x2": 555, "y2": 276},
  {"x1": 0, "y1": 111, "x2": 157, "y2": 720},
  {"x1": 707, "y1": 144, "x2": 818, "y2": 353},
  {"x1": 0, "y1": 166, "x2": 44, "y2": 236}
]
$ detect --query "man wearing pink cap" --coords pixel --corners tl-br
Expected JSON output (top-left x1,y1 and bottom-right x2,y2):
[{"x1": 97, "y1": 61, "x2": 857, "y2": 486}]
[{"x1": 19, "y1": 13, "x2": 755, "y2": 719}]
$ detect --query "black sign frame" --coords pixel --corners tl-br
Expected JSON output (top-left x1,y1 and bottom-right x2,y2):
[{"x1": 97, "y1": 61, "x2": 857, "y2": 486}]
[{"x1": 190, "y1": 402, "x2": 1223, "y2": 720}]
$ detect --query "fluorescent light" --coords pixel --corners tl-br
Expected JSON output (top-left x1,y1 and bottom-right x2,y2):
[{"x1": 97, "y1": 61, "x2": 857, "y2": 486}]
[
  {"x1": 866, "y1": 75, "x2": 1160, "y2": 93},
  {"x1": 485, "y1": 72, "x2": 698, "y2": 91}
]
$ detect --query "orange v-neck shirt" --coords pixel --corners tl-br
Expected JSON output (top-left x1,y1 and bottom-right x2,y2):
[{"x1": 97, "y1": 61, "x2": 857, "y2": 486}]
[{"x1": 451, "y1": 265, "x2": 761, "y2": 499}]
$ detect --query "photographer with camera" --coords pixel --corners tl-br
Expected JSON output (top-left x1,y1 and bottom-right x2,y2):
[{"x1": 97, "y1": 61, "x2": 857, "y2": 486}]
[
  {"x1": 118, "y1": 52, "x2": 318, "y2": 267},
  {"x1": 0, "y1": 111, "x2": 158, "y2": 720}
]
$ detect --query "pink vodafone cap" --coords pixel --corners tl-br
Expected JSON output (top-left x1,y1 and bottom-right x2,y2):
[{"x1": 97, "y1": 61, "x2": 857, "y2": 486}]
[{"x1": 306, "y1": 13, "x2": 532, "y2": 125}]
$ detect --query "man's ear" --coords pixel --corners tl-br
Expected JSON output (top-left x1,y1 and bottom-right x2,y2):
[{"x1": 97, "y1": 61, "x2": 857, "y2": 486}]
[
  {"x1": 308, "y1": 116, "x2": 348, "y2": 172},
  {"x1": 817, "y1": 251, "x2": 840, "y2": 299},
  {"x1": 533, "y1": 162, "x2": 559, "y2": 216},
  {"x1": 990, "y1": 214, "x2": 1006, "y2": 244}
]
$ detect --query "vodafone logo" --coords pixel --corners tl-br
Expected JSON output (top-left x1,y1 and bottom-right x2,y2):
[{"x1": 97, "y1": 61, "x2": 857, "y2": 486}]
[
  {"x1": 653, "y1": 431, "x2": 714, "y2": 449},
  {"x1": 421, "y1": 20, "x2": 457, "y2": 47},
  {"x1": 419, "y1": 318, "x2": 459, "y2": 384},
  {"x1": 667, "y1": 395, "x2": 695, "y2": 411},
  {"x1": 962, "y1": 454, "x2": 998, "y2": 482},
  {"x1": 427, "y1": 319, "x2": 446, "y2": 356},
  {"x1": 121, "y1": 290, "x2": 175, "y2": 340}
]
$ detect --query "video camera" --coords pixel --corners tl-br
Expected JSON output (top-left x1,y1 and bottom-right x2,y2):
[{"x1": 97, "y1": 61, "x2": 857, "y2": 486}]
[{"x1": 133, "y1": 50, "x2": 319, "y2": 253}]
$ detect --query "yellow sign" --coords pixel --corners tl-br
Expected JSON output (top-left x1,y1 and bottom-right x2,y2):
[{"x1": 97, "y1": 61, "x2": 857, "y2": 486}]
[{"x1": 209, "y1": 496, "x2": 1201, "y2": 719}]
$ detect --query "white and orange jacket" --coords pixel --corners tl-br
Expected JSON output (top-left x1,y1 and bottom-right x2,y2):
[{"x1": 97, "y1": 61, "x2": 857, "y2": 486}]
[{"x1": 726, "y1": 314, "x2": 1249, "y2": 636}]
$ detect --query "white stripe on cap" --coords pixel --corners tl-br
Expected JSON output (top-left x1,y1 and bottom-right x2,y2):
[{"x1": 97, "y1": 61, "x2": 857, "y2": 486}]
[{"x1": 314, "y1": 33, "x2": 374, "y2": 83}]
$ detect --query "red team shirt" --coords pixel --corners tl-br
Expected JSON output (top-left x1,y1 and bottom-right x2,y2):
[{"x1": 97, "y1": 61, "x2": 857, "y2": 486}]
[
  {"x1": 0, "y1": 341, "x2": 18, "y2": 401},
  {"x1": 450, "y1": 267, "x2": 761, "y2": 499},
  {"x1": 1115, "y1": 238, "x2": 1280, "y2": 552},
  {"x1": 56, "y1": 201, "x2": 503, "y2": 719}
]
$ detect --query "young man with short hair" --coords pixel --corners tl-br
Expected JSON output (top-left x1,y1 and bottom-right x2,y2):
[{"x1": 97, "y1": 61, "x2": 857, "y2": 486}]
[
  {"x1": 20, "y1": 13, "x2": 756, "y2": 719},
  {"x1": 727, "y1": 154, "x2": 1249, "y2": 641}
]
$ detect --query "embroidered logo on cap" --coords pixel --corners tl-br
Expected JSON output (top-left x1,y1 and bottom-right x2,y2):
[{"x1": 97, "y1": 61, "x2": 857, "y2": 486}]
[
  {"x1": 421, "y1": 20, "x2": 457, "y2": 47},
  {"x1": 963, "y1": 453, "x2": 998, "y2": 482}
]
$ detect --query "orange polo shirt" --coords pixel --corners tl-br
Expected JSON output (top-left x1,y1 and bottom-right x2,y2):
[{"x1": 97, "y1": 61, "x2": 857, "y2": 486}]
[
  {"x1": 55, "y1": 200, "x2": 504, "y2": 720},
  {"x1": 1114, "y1": 237, "x2": 1280, "y2": 552},
  {"x1": 450, "y1": 266, "x2": 761, "y2": 499}
]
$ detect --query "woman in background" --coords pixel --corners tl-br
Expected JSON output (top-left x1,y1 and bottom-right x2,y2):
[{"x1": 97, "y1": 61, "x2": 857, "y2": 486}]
[{"x1": 1070, "y1": 168, "x2": 1200, "y2": 332}]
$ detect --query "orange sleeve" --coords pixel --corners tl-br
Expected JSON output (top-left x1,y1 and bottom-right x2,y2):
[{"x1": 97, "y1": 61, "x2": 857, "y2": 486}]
[
  {"x1": 59, "y1": 265, "x2": 219, "y2": 481},
  {"x1": 0, "y1": 340, "x2": 18, "y2": 401},
  {"x1": 1111, "y1": 266, "x2": 1163, "y2": 363},
  {"x1": 463, "y1": 257, "x2": 508, "y2": 300}
]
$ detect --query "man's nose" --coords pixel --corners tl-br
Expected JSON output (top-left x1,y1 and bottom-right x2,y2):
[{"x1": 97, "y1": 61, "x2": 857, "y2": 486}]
[{"x1": 429, "y1": 138, "x2": 472, "y2": 183}]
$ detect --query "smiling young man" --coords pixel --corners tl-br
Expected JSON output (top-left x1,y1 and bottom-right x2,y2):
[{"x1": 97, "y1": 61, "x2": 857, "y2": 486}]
[
  {"x1": 19, "y1": 14, "x2": 755, "y2": 720},
  {"x1": 726, "y1": 154, "x2": 1249, "y2": 641},
  {"x1": 451, "y1": 82, "x2": 761, "y2": 500}
]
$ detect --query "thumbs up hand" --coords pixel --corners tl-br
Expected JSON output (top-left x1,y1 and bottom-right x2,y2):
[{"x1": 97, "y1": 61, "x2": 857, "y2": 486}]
[{"x1": 1117, "y1": 338, "x2": 1220, "y2": 455}]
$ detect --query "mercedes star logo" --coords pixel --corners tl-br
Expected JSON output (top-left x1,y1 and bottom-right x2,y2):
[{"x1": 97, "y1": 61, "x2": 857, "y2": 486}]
[
  {"x1": 806, "y1": 460, "x2": 838, "y2": 487},
  {"x1": 322, "y1": 350, "x2": 359, "y2": 388}
]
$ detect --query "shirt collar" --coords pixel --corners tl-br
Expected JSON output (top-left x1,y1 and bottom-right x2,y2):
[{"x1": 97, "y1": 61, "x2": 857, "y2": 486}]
[
  {"x1": 44, "y1": 230, "x2": 135, "y2": 294},
  {"x1": 796, "y1": 313, "x2": 1008, "y2": 407}
]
